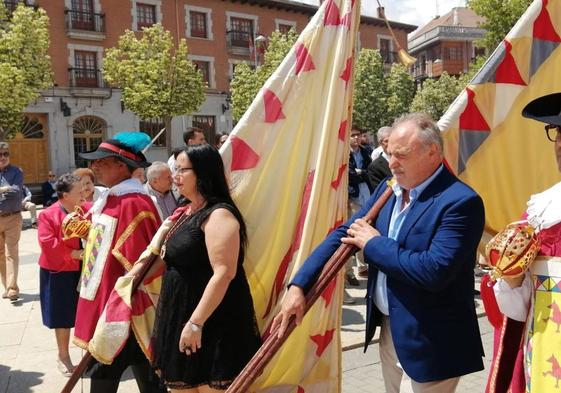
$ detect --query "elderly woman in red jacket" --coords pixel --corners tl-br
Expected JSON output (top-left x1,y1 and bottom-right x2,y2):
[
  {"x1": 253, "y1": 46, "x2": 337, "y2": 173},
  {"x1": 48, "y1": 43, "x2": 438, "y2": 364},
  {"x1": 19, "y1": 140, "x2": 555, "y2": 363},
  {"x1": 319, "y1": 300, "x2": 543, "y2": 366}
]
[{"x1": 38, "y1": 174, "x2": 88, "y2": 377}]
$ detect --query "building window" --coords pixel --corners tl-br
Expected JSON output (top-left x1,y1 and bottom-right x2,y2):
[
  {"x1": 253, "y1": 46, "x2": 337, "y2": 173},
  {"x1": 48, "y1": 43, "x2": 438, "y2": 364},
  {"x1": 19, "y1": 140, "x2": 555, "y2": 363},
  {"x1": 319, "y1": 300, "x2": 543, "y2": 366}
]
[
  {"x1": 230, "y1": 17, "x2": 253, "y2": 48},
  {"x1": 277, "y1": 24, "x2": 294, "y2": 34},
  {"x1": 275, "y1": 19, "x2": 296, "y2": 34},
  {"x1": 474, "y1": 46, "x2": 486, "y2": 58},
  {"x1": 185, "y1": 5, "x2": 212, "y2": 40},
  {"x1": 229, "y1": 60, "x2": 253, "y2": 80},
  {"x1": 190, "y1": 11, "x2": 207, "y2": 38},
  {"x1": 73, "y1": 50, "x2": 98, "y2": 87},
  {"x1": 192, "y1": 115, "x2": 216, "y2": 143},
  {"x1": 73, "y1": 116, "x2": 106, "y2": 168},
  {"x1": 4, "y1": 0, "x2": 33, "y2": 13},
  {"x1": 379, "y1": 38, "x2": 391, "y2": 52},
  {"x1": 190, "y1": 55, "x2": 215, "y2": 88},
  {"x1": 69, "y1": 0, "x2": 94, "y2": 30},
  {"x1": 139, "y1": 119, "x2": 165, "y2": 147},
  {"x1": 137, "y1": 3, "x2": 156, "y2": 29},
  {"x1": 71, "y1": 0, "x2": 93, "y2": 13},
  {"x1": 231, "y1": 62, "x2": 240, "y2": 77},
  {"x1": 193, "y1": 60, "x2": 210, "y2": 87},
  {"x1": 445, "y1": 46, "x2": 462, "y2": 61},
  {"x1": 379, "y1": 37, "x2": 394, "y2": 63}
]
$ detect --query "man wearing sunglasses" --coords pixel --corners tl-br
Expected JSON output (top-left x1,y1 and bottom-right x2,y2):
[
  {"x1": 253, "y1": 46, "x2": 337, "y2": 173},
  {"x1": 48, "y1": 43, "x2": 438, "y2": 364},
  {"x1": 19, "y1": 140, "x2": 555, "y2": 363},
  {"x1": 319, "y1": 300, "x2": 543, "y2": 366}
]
[
  {"x1": 41, "y1": 171, "x2": 58, "y2": 207},
  {"x1": 0, "y1": 142, "x2": 23, "y2": 302}
]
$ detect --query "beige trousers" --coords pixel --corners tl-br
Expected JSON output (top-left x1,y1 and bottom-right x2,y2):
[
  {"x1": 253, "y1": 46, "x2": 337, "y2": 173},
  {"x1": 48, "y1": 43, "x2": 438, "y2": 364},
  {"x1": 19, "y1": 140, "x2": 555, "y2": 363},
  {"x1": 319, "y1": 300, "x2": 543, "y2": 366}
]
[
  {"x1": 23, "y1": 201, "x2": 37, "y2": 223},
  {"x1": 379, "y1": 316, "x2": 460, "y2": 393},
  {"x1": 0, "y1": 213, "x2": 22, "y2": 295}
]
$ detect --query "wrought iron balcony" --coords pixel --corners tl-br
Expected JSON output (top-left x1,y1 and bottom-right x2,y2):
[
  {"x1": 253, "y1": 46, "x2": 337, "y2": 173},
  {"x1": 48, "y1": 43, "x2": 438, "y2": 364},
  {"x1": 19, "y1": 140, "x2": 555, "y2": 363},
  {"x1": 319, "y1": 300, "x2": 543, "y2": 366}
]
[
  {"x1": 408, "y1": 25, "x2": 486, "y2": 53},
  {"x1": 68, "y1": 68, "x2": 106, "y2": 89},
  {"x1": 380, "y1": 50, "x2": 398, "y2": 64},
  {"x1": 226, "y1": 30, "x2": 252, "y2": 55},
  {"x1": 65, "y1": 9, "x2": 105, "y2": 33}
]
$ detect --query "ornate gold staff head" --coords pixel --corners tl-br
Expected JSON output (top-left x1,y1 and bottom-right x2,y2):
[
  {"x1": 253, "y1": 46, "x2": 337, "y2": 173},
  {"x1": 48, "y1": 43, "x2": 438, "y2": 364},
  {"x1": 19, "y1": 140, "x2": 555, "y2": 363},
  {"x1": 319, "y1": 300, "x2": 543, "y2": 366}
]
[
  {"x1": 61, "y1": 206, "x2": 92, "y2": 240},
  {"x1": 485, "y1": 221, "x2": 541, "y2": 282}
]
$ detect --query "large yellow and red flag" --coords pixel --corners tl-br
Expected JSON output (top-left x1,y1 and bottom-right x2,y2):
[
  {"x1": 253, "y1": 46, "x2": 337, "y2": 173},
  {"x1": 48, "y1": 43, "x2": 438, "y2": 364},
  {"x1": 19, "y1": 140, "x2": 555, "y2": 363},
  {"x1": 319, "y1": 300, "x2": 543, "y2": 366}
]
[
  {"x1": 439, "y1": 0, "x2": 561, "y2": 233},
  {"x1": 89, "y1": 0, "x2": 361, "y2": 391},
  {"x1": 219, "y1": 0, "x2": 361, "y2": 391}
]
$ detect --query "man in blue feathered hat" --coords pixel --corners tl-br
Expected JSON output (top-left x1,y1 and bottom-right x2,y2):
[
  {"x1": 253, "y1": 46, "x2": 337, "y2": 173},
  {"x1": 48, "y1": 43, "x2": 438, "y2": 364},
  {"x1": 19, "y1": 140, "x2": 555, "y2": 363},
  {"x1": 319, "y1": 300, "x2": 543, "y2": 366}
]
[{"x1": 72, "y1": 132, "x2": 165, "y2": 392}]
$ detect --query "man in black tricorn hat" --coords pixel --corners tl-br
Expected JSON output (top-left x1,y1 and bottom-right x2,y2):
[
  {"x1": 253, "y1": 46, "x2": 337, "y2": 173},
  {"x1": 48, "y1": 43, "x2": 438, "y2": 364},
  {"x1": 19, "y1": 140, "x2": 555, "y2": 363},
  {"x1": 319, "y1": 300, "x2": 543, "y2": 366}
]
[
  {"x1": 484, "y1": 93, "x2": 561, "y2": 393},
  {"x1": 72, "y1": 132, "x2": 165, "y2": 392}
]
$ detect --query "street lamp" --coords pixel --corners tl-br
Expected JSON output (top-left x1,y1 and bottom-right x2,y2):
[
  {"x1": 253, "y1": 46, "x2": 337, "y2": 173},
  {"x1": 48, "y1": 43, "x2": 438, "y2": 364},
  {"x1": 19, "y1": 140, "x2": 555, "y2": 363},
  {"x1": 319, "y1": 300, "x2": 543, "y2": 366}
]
[{"x1": 254, "y1": 34, "x2": 267, "y2": 67}]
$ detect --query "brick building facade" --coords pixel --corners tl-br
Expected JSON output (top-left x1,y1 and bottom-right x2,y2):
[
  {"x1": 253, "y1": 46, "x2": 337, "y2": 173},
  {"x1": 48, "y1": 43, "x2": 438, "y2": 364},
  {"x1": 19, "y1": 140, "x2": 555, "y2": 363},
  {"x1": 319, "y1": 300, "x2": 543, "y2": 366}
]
[
  {"x1": 408, "y1": 7, "x2": 486, "y2": 84},
  {"x1": 6, "y1": 0, "x2": 415, "y2": 183}
]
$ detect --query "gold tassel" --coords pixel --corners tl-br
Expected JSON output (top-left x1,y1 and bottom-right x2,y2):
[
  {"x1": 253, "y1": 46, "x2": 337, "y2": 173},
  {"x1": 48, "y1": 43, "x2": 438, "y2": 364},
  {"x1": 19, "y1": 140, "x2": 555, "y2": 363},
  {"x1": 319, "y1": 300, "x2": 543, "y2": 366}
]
[
  {"x1": 398, "y1": 49, "x2": 417, "y2": 68},
  {"x1": 375, "y1": 0, "x2": 417, "y2": 67}
]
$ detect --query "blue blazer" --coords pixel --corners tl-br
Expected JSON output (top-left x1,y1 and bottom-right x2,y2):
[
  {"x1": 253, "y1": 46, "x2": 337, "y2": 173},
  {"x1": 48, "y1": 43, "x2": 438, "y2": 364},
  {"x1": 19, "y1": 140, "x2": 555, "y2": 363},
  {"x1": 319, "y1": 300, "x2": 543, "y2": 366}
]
[{"x1": 291, "y1": 166, "x2": 485, "y2": 382}]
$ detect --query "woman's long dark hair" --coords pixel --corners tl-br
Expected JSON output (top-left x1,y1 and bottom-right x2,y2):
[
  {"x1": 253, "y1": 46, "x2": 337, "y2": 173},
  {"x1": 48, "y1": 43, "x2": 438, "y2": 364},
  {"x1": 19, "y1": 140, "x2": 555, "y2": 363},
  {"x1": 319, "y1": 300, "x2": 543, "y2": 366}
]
[{"x1": 183, "y1": 144, "x2": 248, "y2": 251}]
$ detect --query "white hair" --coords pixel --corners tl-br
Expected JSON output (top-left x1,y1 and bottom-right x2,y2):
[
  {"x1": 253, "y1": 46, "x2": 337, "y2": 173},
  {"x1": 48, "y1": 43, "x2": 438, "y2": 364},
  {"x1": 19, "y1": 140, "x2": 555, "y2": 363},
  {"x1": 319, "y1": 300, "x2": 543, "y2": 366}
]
[
  {"x1": 146, "y1": 161, "x2": 170, "y2": 182},
  {"x1": 392, "y1": 113, "x2": 443, "y2": 153},
  {"x1": 376, "y1": 126, "x2": 392, "y2": 143}
]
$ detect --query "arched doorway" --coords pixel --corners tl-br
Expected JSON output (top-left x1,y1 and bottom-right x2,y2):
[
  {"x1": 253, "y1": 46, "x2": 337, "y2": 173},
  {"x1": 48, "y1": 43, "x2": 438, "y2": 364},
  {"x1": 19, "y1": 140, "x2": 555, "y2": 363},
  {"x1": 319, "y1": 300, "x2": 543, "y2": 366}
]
[
  {"x1": 72, "y1": 115, "x2": 106, "y2": 168},
  {"x1": 9, "y1": 114, "x2": 49, "y2": 183}
]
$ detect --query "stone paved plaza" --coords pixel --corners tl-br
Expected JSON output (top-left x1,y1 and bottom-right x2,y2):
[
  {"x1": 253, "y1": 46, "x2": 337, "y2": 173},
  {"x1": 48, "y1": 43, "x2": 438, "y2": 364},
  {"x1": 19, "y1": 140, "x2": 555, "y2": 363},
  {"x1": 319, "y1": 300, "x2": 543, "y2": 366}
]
[{"x1": 0, "y1": 211, "x2": 491, "y2": 392}]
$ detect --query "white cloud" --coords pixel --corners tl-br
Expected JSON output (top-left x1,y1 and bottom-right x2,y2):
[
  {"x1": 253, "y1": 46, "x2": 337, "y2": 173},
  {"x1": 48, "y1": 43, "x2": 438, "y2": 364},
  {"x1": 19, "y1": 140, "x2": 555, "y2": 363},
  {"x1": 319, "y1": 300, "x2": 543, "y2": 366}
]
[{"x1": 295, "y1": 0, "x2": 467, "y2": 28}]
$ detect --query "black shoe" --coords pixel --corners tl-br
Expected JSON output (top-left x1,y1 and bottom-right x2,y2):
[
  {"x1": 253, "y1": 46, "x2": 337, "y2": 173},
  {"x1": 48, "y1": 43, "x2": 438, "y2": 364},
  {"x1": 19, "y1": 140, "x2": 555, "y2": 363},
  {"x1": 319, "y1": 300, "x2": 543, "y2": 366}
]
[{"x1": 345, "y1": 274, "x2": 360, "y2": 287}]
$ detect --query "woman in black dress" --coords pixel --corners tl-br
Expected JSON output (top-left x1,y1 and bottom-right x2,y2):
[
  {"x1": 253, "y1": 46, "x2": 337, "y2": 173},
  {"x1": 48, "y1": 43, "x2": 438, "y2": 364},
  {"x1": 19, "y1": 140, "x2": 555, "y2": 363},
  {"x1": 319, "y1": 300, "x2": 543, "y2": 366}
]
[{"x1": 151, "y1": 144, "x2": 261, "y2": 392}]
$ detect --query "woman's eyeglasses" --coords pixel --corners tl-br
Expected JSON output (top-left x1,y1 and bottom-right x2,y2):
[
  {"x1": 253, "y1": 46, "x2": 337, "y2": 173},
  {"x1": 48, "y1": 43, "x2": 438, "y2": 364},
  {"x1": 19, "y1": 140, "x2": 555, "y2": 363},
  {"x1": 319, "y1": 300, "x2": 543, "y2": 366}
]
[
  {"x1": 545, "y1": 124, "x2": 561, "y2": 142},
  {"x1": 174, "y1": 167, "x2": 193, "y2": 175},
  {"x1": 0, "y1": 152, "x2": 9, "y2": 158}
]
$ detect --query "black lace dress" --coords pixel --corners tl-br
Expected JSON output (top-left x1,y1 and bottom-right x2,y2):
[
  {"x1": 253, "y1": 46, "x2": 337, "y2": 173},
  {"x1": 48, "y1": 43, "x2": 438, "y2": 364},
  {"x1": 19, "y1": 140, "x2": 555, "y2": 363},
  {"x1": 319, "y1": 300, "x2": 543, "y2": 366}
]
[{"x1": 152, "y1": 203, "x2": 261, "y2": 390}]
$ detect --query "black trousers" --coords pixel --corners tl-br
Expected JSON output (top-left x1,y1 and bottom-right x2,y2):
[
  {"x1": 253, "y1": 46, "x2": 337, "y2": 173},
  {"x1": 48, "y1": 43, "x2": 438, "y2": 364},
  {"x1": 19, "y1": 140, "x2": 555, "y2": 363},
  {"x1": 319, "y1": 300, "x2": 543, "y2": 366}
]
[{"x1": 87, "y1": 335, "x2": 166, "y2": 393}]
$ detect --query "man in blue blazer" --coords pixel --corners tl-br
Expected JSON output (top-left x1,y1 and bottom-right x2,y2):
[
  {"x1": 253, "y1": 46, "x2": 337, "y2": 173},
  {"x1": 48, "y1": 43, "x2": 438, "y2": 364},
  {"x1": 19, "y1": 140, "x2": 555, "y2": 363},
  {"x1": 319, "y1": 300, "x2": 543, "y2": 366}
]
[{"x1": 273, "y1": 113, "x2": 485, "y2": 392}]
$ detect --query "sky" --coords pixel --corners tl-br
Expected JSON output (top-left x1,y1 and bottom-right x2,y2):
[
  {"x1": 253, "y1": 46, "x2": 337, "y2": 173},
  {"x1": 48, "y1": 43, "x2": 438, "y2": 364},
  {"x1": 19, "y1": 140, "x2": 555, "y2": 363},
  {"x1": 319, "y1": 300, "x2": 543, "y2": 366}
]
[{"x1": 297, "y1": 0, "x2": 468, "y2": 28}]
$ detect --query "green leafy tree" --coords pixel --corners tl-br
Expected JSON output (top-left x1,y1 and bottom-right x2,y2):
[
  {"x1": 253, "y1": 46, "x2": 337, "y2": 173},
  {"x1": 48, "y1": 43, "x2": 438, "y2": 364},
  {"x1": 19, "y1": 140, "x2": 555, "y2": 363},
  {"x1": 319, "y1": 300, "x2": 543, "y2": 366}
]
[
  {"x1": 352, "y1": 49, "x2": 388, "y2": 134},
  {"x1": 103, "y1": 24, "x2": 205, "y2": 153},
  {"x1": 461, "y1": 55, "x2": 490, "y2": 83},
  {"x1": 410, "y1": 72, "x2": 466, "y2": 121},
  {"x1": 386, "y1": 63, "x2": 415, "y2": 123},
  {"x1": 230, "y1": 30, "x2": 298, "y2": 122},
  {"x1": 0, "y1": 3, "x2": 52, "y2": 140},
  {"x1": 408, "y1": 55, "x2": 489, "y2": 122},
  {"x1": 469, "y1": 0, "x2": 532, "y2": 52}
]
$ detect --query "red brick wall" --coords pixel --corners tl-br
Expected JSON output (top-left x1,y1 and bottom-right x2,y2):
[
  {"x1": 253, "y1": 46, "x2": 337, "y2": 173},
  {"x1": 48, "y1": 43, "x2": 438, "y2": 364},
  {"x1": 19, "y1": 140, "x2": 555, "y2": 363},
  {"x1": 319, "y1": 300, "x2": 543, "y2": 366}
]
[
  {"x1": 359, "y1": 23, "x2": 408, "y2": 52},
  {"x1": 38, "y1": 0, "x2": 413, "y2": 92}
]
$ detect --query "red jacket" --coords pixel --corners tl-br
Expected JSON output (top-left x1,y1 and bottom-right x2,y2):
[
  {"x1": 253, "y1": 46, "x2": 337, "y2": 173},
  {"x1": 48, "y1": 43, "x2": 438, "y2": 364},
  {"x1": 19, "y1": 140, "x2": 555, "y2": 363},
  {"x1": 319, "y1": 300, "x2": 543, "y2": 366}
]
[
  {"x1": 37, "y1": 201, "x2": 91, "y2": 271},
  {"x1": 74, "y1": 193, "x2": 161, "y2": 346}
]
